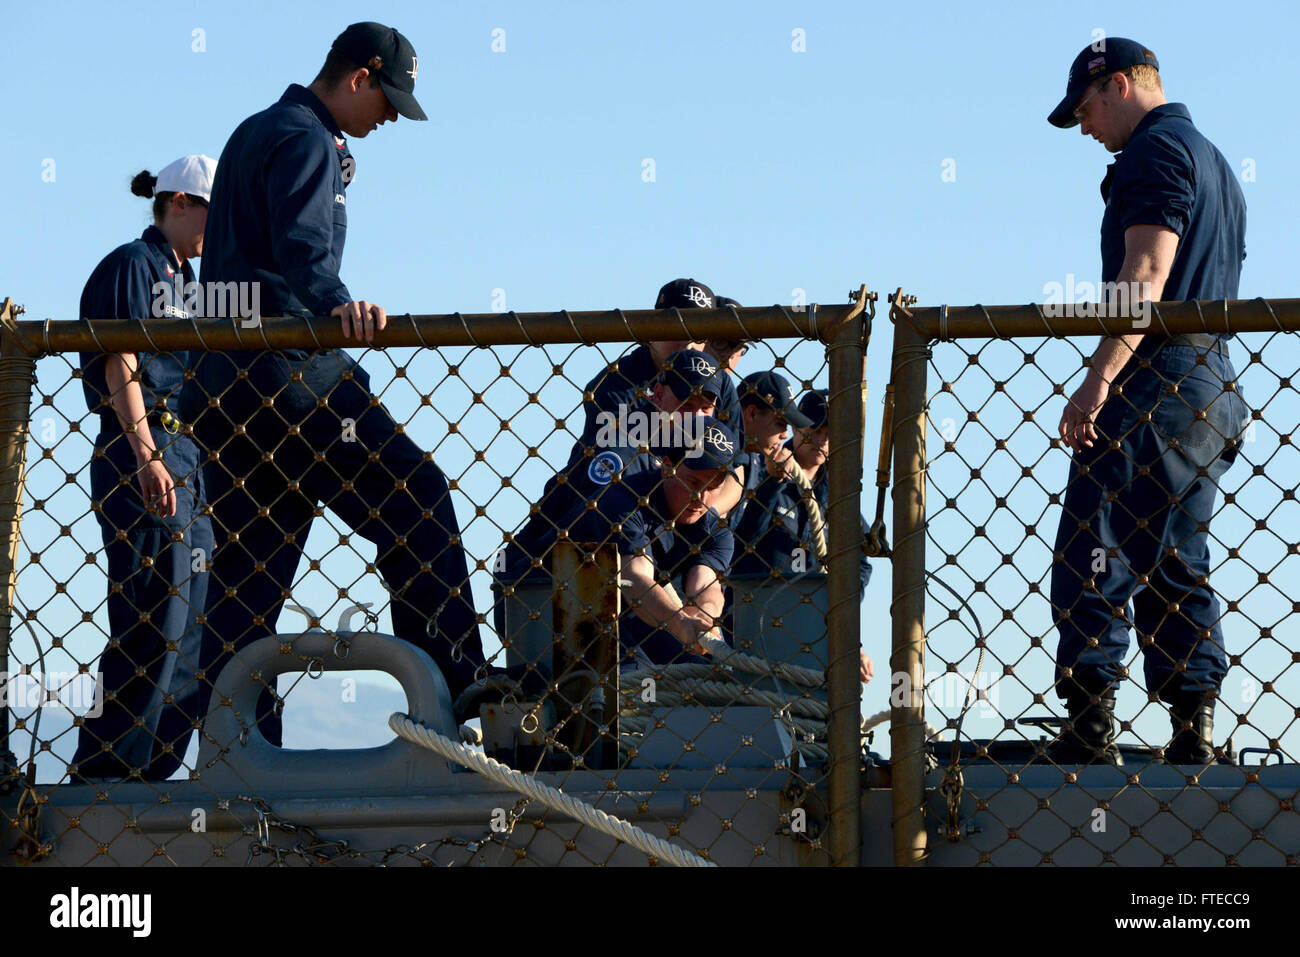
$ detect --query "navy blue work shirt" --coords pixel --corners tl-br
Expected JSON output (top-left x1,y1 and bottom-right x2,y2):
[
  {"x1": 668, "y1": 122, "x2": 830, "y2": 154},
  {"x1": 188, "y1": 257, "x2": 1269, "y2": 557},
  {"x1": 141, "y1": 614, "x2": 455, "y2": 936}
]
[
  {"x1": 566, "y1": 345, "x2": 740, "y2": 469},
  {"x1": 201, "y1": 83, "x2": 353, "y2": 321},
  {"x1": 496, "y1": 454, "x2": 733, "y2": 665},
  {"x1": 551, "y1": 466, "x2": 733, "y2": 586},
  {"x1": 80, "y1": 225, "x2": 195, "y2": 429},
  {"x1": 197, "y1": 84, "x2": 361, "y2": 412},
  {"x1": 500, "y1": 451, "x2": 734, "y2": 583},
  {"x1": 724, "y1": 449, "x2": 771, "y2": 529},
  {"x1": 605, "y1": 473, "x2": 733, "y2": 658},
  {"x1": 608, "y1": 474, "x2": 734, "y2": 579},
  {"x1": 731, "y1": 442, "x2": 872, "y2": 595},
  {"x1": 503, "y1": 397, "x2": 668, "y2": 581},
  {"x1": 1100, "y1": 103, "x2": 1246, "y2": 303}
]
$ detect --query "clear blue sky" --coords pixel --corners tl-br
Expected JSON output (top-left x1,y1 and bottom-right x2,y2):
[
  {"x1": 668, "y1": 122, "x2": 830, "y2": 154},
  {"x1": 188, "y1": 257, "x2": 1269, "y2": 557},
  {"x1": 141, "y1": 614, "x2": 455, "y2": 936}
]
[{"x1": 3, "y1": 0, "x2": 1297, "y2": 772}]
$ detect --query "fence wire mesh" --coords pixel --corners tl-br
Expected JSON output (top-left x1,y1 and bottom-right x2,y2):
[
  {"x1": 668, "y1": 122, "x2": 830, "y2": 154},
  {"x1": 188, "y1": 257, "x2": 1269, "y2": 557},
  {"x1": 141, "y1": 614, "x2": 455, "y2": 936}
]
[
  {"x1": 909, "y1": 304, "x2": 1300, "y2": 867},
  {"x1": 1, "y1": 304, "x2": 865, "y2": 867}
]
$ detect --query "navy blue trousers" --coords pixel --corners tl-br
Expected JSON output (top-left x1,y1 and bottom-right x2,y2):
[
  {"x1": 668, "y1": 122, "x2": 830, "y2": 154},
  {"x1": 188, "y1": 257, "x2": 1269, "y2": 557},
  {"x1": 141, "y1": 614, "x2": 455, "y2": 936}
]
[
  {"x1": 74, "y1": 429, "x2": 213, "y2": 780},
  {"x1": 1051, "y1": 342, "x2": 1248, "y2": 700},
  {"x1": 195, "y1": 350, "x2": 484, "y2": 746}
]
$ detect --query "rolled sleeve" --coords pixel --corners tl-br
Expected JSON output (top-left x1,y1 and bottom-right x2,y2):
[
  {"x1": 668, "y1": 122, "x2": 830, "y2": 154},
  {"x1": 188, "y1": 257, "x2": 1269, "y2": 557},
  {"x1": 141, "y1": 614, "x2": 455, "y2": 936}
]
[
  {"x1": 699, "y1": 522, "x2": 735, "y2": 572},
  {"x1": 1114, "y1": 133, "x2": 1196, "y2": 238},
  {"x1": 616, "y1": 507, "x2": 653, "y2": 557}
]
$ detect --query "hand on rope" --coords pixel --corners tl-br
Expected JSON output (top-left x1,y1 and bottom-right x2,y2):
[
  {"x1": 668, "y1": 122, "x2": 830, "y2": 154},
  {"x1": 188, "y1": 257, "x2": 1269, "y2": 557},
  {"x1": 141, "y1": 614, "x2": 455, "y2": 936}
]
[
  {"x1": 763, "y1": 443, "x2": 794, "y2": 480},
  {"x1": 778, "y1": 457, "x2": 829, "y2": 564}
]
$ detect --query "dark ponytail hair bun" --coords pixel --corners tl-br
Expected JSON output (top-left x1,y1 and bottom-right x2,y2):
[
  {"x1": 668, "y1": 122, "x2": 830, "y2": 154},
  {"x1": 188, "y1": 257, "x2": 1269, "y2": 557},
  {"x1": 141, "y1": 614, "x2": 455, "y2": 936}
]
[{"x1": 130, "y1": 170, "x2": 157, "y2": 198}]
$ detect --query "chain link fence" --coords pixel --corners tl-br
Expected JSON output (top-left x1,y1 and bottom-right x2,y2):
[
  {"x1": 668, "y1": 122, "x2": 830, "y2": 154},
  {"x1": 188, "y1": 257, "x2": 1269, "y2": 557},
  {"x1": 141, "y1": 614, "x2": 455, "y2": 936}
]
[
  {"x1": 886, "y1": 295, "x2": 1300, "y2": 867},
  {"x1": 0, "y1": 296, "x2": 869, "y2": 867},
  {"x1": 8, "y1": 290, "x2": 1295, "y2": 868}
]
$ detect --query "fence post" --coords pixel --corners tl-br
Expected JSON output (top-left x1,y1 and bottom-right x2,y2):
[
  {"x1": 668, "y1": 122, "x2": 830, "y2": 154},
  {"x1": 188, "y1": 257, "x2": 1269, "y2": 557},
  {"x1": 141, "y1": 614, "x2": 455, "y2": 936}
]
[
  {"x1": 825, "y1": 302, "x2": 866, "y2": 866},
  {"x1": 889, "y1": 304, "x2": 929, "y2": 865},
  {"x1": 0, "y1": 299, "x2": 37, "y2": 793},
  {"x1": 552, "y1": 541, "x2": 621, "y2": 769}
]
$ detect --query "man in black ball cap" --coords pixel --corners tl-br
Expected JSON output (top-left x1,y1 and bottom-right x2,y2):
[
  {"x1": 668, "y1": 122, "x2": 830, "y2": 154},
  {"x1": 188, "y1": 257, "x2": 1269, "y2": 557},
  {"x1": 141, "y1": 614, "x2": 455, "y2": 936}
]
[
  {"x1": 1045, "y1": 37, "x2": 1249, "y2": 767},
  {"x1": 194, "y1": 23, "x2": 490, "y2": 741}
]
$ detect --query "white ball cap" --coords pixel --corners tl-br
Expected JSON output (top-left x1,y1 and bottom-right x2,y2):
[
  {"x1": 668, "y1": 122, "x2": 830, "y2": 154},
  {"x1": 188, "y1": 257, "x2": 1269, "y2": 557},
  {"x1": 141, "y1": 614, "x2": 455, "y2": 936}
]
[{"x1": 153, "y1": 154, "x2": 218, "y2": 203}]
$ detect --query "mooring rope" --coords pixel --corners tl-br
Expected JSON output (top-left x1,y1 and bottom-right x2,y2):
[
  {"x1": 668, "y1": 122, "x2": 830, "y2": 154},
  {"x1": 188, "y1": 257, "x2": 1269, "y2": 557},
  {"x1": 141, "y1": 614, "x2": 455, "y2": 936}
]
[{"x1": 389, "y1": 712, "x2": 715, "y2": 868}]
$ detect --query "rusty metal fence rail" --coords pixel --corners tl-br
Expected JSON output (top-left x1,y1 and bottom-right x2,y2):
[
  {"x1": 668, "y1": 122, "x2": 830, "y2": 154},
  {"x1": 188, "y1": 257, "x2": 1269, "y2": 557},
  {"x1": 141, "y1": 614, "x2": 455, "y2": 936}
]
[
  {"x1": 887, "y1": 295, "x2": 1300, "y2": 867},
  {"x1": 0, "y1": 293, "x2": 870, "y2": 867}
]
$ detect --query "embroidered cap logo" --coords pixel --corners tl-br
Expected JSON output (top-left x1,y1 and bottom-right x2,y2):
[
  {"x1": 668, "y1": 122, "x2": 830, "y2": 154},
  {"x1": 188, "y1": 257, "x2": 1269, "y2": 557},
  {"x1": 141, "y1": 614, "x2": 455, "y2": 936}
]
[
  {"x1": 705, "y1": 426, "x2": 735, "y2": 456},
  {"x1": 687, "y1": 355, "x2": 717, "y2": 377}
]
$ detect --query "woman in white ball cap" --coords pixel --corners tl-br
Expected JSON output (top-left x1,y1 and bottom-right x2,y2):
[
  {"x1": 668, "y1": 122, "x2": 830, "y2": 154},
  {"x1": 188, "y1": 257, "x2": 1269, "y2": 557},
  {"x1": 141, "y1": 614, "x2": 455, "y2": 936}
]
[{"x1": 71, "y1": 154, "x2": 217, "y2": 781}]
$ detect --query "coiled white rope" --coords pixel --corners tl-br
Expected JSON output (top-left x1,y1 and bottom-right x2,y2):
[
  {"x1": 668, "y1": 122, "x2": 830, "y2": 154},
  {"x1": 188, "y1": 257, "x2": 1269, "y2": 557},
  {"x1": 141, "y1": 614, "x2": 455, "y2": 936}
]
[
  {"x1": 619, "y1": 646, "x2": 882, "y2": 761},
  {"x1": 695, "y1": 635, "x2": 826, "y2": 687},
  {"x1": 389, "y1": 712, "x2": 715, "y2": 868}
]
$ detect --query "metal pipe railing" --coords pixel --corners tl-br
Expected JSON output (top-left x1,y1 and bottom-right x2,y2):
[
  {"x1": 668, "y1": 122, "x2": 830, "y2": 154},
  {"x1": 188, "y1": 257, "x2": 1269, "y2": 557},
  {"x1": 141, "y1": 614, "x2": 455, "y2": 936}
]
[
  {"x1": 825, "y1": 299, "x2": 868, "y2": 867},
  {"x1": 5, "y1": 305, "x2": 863, "y2": 356},
  {"x1": 913, "y1": 297, "x2": 1300, "y2": 340},
  {"x1": 0, "y1": 301, "x2": 38, "y2": 793},
  {"x1": 888, "y1": 305, "x2": 930, "y2": 866}
]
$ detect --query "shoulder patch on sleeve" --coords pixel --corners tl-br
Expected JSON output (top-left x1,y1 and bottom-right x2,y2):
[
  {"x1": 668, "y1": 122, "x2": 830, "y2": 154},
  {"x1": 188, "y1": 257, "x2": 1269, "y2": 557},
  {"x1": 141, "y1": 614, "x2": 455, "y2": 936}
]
[{"x1": 588, "y1": 450, "x2": 623, "y2": 486}]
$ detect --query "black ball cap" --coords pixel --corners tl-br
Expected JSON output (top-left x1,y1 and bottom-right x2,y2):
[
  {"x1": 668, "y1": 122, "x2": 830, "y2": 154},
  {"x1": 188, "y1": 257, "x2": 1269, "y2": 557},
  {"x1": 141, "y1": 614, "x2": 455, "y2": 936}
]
[
  {"x1": 658, "y1": 349, "x2": 725, "y2": 401},
  {"x1": 332, "y1": 22, "x2": 428, "y2": 121},
  {"x1": 1048, "y1": 37, "x2": 1158, "y2": 129},
  {"x1": 676, "y1": 415, "x2": 742, "y2": 476},
  {"x1": 739, "y1": 370, "x2": 814, "y2": 428},
  {"x1": 655, "y1": 278, "x2": 715, "y2": 310},
  {"x1": 798, "y1": 389, "x2": 829, "y2": 429}
]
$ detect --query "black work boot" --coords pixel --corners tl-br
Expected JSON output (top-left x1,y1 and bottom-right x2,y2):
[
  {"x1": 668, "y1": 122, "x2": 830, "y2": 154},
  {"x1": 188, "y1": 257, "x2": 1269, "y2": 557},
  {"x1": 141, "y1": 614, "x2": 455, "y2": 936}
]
[
  {"x1": 1164, "y1": 694, "x2": 1216, "y2": 765},
  {"x1": 1050, "y1": 685, "x2": 1124, "y2": 767}
]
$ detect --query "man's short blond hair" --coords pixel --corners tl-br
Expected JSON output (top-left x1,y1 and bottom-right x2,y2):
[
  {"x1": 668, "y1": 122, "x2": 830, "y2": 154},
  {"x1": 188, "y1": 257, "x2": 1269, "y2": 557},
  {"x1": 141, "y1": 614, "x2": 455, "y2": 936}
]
[{"x1": 1122, "y1": 63, "x2": 1163, "y2": 93}]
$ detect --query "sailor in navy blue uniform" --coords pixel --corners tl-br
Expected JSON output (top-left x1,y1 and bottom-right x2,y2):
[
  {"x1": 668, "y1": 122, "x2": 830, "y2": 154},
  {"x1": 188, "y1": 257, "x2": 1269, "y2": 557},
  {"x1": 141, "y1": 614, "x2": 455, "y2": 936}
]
[
  {"x1": 727, "y1": 369, "x2": 813, "y2": 528},
  {"x1": 495, "y1": 349, "x2": 725, "y2": 640},
  {"x1": 702, "y1": 295, "x2": 749, "y2": 430},
  {"x1": 567, "y1": 279, "x2": 741, "y2": 469},
  {"x1": 730, "y1": 389, "x2": 874, "y2": 683},
  {"x1": 732, "y1": 390, "x2": 872, "y2": 592},
  {"x1": 499, "y1": 417, "x2": 742, "y2": 668},
  {"x1": 194, "y1": 23, "x2": 488, "y2": 739},
  {"x1": 1047, "y1": 39, "x2": 1249, "y2": 765},
  {"x1": 73, "y1": 155, "x2": 218, "y2": 780}
]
